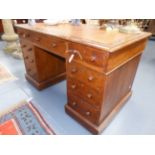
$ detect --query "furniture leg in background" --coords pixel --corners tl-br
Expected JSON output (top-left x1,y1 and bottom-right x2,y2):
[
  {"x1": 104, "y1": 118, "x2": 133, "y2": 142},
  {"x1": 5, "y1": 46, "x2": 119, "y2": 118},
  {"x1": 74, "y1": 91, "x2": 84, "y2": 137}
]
[{"x1": 1, "y1": 19, "x2": 22, "y2": 59}]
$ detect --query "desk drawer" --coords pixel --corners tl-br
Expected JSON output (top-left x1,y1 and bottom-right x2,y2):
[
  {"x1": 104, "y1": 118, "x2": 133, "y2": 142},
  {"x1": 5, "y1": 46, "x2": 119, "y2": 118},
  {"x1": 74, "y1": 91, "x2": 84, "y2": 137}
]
[
  {"x1": 20, "y1": 40, "x2": 35, "y2": 64},
  {"x1": 67, "y1": 77, "x2": 103, "y2": 108},
  {"x1": 26, "y1": 62, "x2": 37, "y2": 79},
  {"x1": 31, "y1": 32, "x2": 66, "y2": 57},
  {"x1": 68, "y1": 42, "x2": 108, "y2": 68},
  {"x1": 68, "y1": 94, "x2": 99, "y2": 124},
  {"x1": 20, "y1": 40, "x2": 38, "y2": 79},
  {"x1": 67, "y1": 61, "x2": 105, "y2": 90},
  {"x1": 25, "y1": 56, "x2": 38, "y2": 80},
  {"x1": 21, "y1": 40, "x2": 34, "y2": 58},
  {"x1": 17, "y1": 28, "x2": 32, "y2": 41}
]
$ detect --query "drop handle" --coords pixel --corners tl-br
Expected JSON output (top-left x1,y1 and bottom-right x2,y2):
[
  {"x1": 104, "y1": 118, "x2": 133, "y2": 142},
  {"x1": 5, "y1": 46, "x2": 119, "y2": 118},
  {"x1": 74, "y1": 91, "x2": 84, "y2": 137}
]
[
  {"x1": 24, "y1": 56, "x2": 29, "y2": 59},
  {"x1": 35, "y1": 38, "x2": 41, "y2": 41},
  {"x1": 26, "y1": 34, "x2": 30, "y2": 37},
  {"x1": 19, "y1": 32, "x2": 23, "y2": 36},
  {"x1": 90, "y1": 56, "x2": 96, "y2": 62},
  {"x1": 86, "y1": 111, "x2": 91, "y2": 116},
  {"x1": 22, "y1": 45, "x2": 27, "y2": 48},
  {"x1": 73, "y1": 50, "x2": 83, "y2": 60},
  {"x1": 52, "y1": 43, "x2": 57, "y2": 47},
  {"x1": 71, "y1": 84, "x2": 76, "y2": 89},
  {"x1": 22, "y1": 34, "x2": 26, "y2": 38},
  {"x1": 27, "y1": 68, "x2": 31, "y2": 72},
  {"x1": 72, "y1": 102, "x2": 77, "y2": 106},
  {"x1": 28, "y1": 48, "x2": 32, "y2": 51},
  {"x1": 87, "y1": 93, "x2": 92, "y2": 99},
  {"x1": 23, "y1": 33, "x2": 30, "y2": 38},
  {"x1": 88, "y1": 76, "x2": 94, "y2": 81},
  {"x1": 68, "y1": 54, "x2": 75, "y2": 63},
  {"x1": 65, "y1": 42, "x2": 83, "y2": 63},
  {"x1": 71, "y1": 68, "x2": 77, "y2": 73}
]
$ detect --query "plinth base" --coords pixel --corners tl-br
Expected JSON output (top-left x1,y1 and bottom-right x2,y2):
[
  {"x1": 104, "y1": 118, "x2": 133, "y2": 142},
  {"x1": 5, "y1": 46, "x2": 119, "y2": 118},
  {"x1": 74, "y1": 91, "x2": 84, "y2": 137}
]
[
  {"x1": 65, "y1": 91, "x2": 132, "y2": 134},
  {"x1": 25, "y1": 73, "x2": 66, "y2": 90}
]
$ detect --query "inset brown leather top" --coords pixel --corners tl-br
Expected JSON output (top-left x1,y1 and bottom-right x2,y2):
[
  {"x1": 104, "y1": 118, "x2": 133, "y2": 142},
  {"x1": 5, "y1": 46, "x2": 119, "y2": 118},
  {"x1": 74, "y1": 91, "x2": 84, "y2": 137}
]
[{"x1": 15, "y1": 23, "x2": 151, "y2": 52}]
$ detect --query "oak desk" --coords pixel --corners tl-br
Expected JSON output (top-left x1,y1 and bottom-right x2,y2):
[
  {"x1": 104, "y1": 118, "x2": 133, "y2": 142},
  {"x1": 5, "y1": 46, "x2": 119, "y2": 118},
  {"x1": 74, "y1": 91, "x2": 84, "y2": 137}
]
[{"x1": 15, "y1": 23, "x2": 150, "y2": 134}]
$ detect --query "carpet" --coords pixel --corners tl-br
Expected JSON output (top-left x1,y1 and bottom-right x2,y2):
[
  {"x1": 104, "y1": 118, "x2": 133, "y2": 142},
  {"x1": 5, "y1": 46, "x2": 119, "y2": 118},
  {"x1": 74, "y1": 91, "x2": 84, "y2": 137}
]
[
  {"x1": 0, "y1": 119, "x2": 22, "y2": 135},
  {"x1": 0, "y1": 100, "x2": 55, "y2": 135},
  {"x1": 0, "y1": 64, "x2": 17, "y2": 84}
]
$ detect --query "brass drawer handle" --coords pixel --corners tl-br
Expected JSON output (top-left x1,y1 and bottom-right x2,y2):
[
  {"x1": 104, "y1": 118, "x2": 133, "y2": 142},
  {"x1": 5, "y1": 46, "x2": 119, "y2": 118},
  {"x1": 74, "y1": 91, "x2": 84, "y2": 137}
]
[
  {"x1": 22, "y1": 44, "x2": 27, "y2": 48},
  {"x1": 22, "y1": 34, "x2": 26, "y2": 38},
  {"x1": 87, "y1": 93, "x2": 92, "y2": 99},
  {"x1": 35, "y1": 38, "x2": 41, "y2": 41},
  {"x1": 24, "y1": 56, "x2": 29, "y2": 59},
  {"x1": 72, "y1": 102, "x2": 77, "y2": 106},
  {"x1": 26, "y1": 34, "x2": 30, "y2": 38},
  {"x1": 28, "y1": 48, "x2": 32, "y2": 51},
  {"x1": 90, "y1": 56, "x2": 96, "y2": 62},
  {"x1": 19, "y1": 32, "x2": 23, "y2": 36},
  {"x1": 85, "y1": 111, "x2": 91, "y2": 116},
  {"x1": 52, "y1": 43, "x2": 57, "y2": 47},
  {"x1": 21, "y1": 33, "x2": 26, "y2": 38},
  {"x1": 88, "y1": 76, "x2": 94, "y2": 81},
  {"x1": 23, "y1": 33, "x2": 30, "y2": 38},
  {"x1": 27, "y1": 68, "x2": 31, "y2": 72},
  {"x1": 71, "y1": 68, "x2": 77, "y2": 73},
  {"x1": 71, "y1": 84, "x2": 76, "y2": 89}
]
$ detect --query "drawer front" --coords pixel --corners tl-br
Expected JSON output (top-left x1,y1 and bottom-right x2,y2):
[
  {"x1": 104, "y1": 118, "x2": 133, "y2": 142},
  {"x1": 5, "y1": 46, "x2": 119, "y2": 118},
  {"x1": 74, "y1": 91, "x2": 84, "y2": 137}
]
[
  {"x1": 68, "y1": 42, "x2": 108, "y2": 68},
  {"x1": 25, "y1": 56, "x2": 38, "y2": 79},
  {"x1": 67, "y1": 61, "x2": 105, "y2": 90},
  {"x1": 20, "y1": 40, "x2": 34, "y2": 59},
  {"x1": 26, "y1": 62, "x2": 37, "y2": 79},
  {"x1": 68, "y1": 93, "x2": 99, "y2": 124},
  {"x1": 67, "y1": 77, "x2": 103, "y2": 108},
  {"x1": 31, "y1": 32, "x2": 66, "y2": 57},
  {"x1": 20, "y1": 40, "x2": 38, "y2": 79},
  {"x1": 17, "y1": 28, "x2": 32, "y2": 41}
]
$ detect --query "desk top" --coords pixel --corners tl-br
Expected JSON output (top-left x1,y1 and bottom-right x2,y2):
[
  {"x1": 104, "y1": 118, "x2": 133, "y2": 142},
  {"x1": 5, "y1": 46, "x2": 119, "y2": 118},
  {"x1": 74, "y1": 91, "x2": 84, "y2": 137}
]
[{"x1": 15, "y1": 23, "x2": 151, "y2": 52}]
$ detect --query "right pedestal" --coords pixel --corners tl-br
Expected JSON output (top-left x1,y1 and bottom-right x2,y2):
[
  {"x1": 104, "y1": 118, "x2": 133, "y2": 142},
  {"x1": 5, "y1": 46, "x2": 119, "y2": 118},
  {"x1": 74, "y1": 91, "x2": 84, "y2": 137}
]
[{"x1": 65, "y1": 39, "x2": 147, "y2": 134}]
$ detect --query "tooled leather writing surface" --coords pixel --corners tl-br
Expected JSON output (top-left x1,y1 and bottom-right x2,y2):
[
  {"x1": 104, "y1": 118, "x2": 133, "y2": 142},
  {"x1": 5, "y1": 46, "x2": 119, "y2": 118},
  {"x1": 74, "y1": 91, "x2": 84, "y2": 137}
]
[{"x1": 15, "y1": 23, "x2": 151, "y2": 52}]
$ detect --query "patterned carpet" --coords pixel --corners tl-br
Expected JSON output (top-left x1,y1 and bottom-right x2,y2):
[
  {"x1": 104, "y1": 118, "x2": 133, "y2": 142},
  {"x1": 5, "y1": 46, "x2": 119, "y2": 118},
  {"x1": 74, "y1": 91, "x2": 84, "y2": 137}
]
[
  {"x1": 0, "y1": 100, "x2": 55, "y2": 135},
  {"x1": 0, "y1": 63, "x2": 17, "y2": 84}
]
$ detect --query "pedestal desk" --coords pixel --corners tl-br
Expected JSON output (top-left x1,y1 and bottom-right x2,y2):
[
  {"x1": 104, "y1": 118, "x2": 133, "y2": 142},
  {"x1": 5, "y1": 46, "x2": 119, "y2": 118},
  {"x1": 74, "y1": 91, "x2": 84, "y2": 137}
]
[{"x1": 15, "y1": 23, "x2": 150, "y2": 134}]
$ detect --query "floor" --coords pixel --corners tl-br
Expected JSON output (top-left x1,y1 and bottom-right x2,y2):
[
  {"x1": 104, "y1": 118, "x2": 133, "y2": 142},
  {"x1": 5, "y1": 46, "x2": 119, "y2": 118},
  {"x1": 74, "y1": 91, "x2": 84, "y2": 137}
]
[{"x1": 0, "y1": 40, "x2": 155, "y2": 135}]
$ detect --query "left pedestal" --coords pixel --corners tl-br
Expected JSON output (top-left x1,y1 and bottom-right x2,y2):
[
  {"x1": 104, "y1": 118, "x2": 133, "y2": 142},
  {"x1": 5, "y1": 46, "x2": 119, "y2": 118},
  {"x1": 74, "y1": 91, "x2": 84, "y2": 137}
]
[{"x1": 20, "y1": 39, "x2": 66, "y2": 90}]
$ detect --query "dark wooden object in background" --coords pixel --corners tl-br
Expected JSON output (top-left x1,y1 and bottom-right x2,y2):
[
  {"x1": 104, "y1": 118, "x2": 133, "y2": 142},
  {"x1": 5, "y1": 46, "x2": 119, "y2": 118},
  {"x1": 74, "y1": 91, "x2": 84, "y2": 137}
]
[
  {"x1": 0, "y1": 19, "x2": 3, "y2": 33},
  {"x1": 146, "y1": 20, "x2": 155, "y2": 39},
  {"x1": 15, "y1": 23, "x2": 150, "y2": 134},
  {"x1": 0, "y1": 19, "x2": 28, "y2": 34}
]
